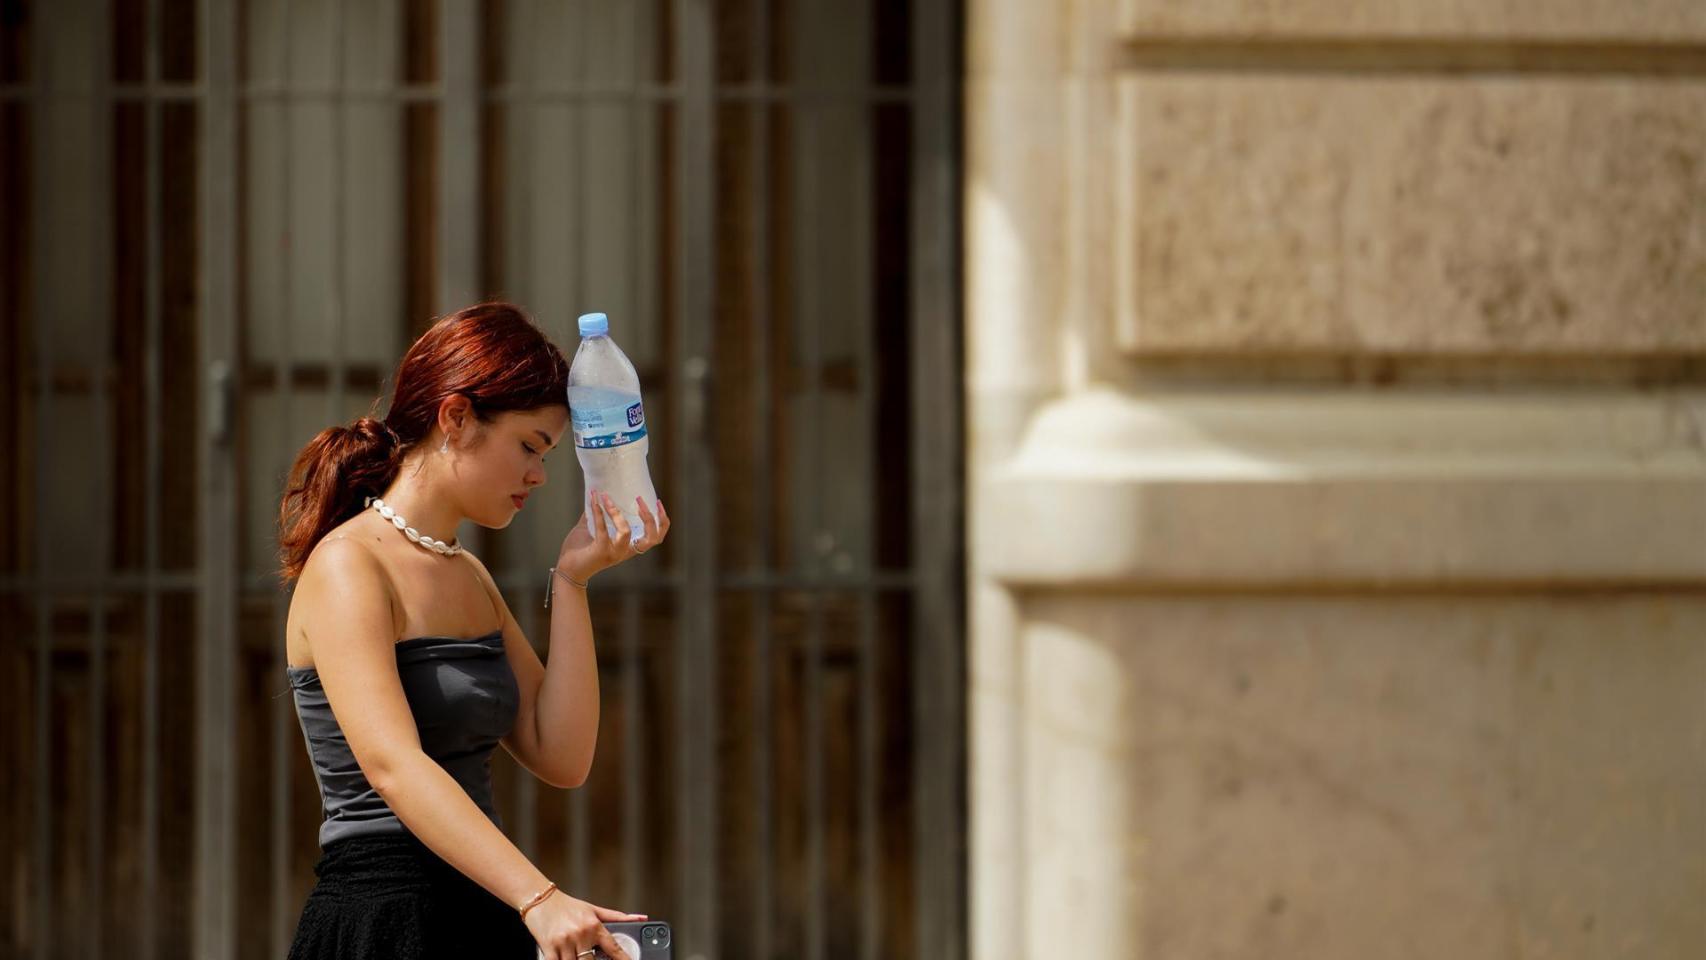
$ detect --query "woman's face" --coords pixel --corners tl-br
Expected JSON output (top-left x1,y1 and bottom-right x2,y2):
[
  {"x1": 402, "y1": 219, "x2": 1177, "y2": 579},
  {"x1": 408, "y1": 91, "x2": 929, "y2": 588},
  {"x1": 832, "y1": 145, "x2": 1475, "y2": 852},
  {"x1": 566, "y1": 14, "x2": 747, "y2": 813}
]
[{"x1": 458, "y1": 405, "x2": 571, "y2": 529}]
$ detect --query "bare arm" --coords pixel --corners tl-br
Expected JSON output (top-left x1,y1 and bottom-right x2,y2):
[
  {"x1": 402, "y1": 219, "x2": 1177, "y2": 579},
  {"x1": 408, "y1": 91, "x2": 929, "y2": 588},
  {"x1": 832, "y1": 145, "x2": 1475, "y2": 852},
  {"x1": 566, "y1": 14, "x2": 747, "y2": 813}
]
[
  {"x1": 471, "y1": 491, "x2": 669, "y2": 789},
  {"x1": 295, "y1": 539, "x2": 553, "y2": 908},
  {"x1": 298, "y1": 536, "x2": 645, "y2": 958},
  {"x1": 524, "y1": 574, "x2": 600, "y2": 783},
  {"x1": 463, "y1": 549, "x2": 599, "y2": 789}
]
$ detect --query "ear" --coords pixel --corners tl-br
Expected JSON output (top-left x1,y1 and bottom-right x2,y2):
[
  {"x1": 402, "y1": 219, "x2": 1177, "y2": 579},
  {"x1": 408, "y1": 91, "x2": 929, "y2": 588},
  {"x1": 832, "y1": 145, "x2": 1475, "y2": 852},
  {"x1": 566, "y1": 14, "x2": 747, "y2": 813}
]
[{"x1": 436, "y1": 393, "x2": 475, "y2": 440}]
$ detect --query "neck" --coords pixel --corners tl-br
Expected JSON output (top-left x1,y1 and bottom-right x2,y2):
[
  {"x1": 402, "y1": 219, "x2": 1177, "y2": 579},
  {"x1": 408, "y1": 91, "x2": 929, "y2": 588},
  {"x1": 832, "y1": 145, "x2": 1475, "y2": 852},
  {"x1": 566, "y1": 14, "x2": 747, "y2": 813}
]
[{"x1": 375, "y1": 462, "x2": 463, "y2": 547}]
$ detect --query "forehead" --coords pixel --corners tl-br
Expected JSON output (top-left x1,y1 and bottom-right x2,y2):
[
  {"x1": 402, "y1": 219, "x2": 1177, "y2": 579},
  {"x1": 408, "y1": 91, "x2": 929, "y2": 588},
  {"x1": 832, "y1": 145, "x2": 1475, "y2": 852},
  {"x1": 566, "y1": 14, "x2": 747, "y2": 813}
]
[{"x1": 499, "y1": 406, "x2": 570, "y2": 440}]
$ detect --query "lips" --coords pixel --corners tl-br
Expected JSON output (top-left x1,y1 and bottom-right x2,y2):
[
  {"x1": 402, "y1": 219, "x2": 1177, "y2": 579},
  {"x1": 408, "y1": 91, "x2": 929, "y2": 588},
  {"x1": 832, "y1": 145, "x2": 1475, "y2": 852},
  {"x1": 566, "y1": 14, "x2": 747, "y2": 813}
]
[{"x1": 511, "y1": 494, "x2": 527, "y2": 509}]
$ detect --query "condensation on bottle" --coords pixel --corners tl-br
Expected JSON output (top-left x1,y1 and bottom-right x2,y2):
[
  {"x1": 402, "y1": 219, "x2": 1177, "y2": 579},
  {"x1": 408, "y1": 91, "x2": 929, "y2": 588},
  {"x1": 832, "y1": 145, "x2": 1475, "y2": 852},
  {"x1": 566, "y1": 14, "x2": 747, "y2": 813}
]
[{"x1": 568, "y1": 312, "x2": 659, "y2": 545}]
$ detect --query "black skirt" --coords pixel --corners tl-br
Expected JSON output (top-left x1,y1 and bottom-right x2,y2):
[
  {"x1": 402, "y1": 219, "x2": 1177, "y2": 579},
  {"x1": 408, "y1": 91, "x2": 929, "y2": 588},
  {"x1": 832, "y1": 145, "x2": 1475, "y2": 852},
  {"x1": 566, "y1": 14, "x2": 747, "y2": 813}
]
[{"x1": 287, "y1": 833, "x2": 539, "y2": 960}]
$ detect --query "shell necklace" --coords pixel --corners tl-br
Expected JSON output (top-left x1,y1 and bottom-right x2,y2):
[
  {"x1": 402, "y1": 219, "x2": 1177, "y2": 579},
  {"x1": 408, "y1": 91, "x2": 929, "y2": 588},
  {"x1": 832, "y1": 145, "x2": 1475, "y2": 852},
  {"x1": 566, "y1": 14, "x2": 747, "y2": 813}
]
[{"x1": 365, "y1": 496, "x2": 463, "y2": 556}]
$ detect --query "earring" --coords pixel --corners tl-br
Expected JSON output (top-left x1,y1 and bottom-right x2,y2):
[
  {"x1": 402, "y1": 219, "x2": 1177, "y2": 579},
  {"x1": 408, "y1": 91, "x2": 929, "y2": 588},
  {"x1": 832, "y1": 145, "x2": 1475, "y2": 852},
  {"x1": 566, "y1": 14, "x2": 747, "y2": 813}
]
[{"x1": 440, "y1": 437, "x2": 449, "y2": 454}]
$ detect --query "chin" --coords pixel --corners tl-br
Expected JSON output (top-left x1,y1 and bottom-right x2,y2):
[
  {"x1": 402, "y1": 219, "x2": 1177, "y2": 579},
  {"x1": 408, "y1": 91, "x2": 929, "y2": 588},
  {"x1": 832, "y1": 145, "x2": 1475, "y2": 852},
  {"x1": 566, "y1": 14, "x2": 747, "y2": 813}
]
[{"x1": 460, "y1": 507, "x2": 507, "y2": 530}]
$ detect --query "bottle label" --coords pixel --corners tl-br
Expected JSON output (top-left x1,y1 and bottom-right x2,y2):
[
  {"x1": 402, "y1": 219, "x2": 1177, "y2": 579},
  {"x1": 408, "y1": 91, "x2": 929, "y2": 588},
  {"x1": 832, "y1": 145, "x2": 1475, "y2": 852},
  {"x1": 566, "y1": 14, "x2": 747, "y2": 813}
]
[{"x1": 572, "y1": 399, "x2": 648, "y2": 449}]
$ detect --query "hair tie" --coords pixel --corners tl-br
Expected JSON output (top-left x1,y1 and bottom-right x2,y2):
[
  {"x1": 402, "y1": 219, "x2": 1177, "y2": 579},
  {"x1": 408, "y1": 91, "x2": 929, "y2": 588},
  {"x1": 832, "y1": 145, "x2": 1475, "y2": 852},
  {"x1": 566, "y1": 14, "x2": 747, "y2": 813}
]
[{"x1": 353, "y1": 416, "x2": 401, "y2": 448}]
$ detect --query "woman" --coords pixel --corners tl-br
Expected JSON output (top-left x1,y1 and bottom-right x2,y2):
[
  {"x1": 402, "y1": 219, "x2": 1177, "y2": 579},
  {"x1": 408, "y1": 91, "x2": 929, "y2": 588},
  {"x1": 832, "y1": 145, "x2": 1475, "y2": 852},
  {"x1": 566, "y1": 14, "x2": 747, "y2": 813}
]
[{"x1": 277, "y1": 302, "x2": 668, "y2": 959}]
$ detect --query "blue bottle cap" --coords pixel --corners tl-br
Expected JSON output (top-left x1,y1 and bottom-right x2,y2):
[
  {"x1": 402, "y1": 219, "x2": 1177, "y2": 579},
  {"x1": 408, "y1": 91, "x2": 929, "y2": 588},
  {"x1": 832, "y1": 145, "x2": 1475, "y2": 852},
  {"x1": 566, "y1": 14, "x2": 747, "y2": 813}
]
[{"x1": 577, "y1": 312, "x2": 609, "y2": 337}]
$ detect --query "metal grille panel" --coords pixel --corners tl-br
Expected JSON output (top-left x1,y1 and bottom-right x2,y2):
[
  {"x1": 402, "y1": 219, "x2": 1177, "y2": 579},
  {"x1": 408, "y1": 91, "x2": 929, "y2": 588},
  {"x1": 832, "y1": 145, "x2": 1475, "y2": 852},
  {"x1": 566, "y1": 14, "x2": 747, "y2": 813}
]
[{"x1": 1, "y1": 2, "x2": 962, "y2": 958}]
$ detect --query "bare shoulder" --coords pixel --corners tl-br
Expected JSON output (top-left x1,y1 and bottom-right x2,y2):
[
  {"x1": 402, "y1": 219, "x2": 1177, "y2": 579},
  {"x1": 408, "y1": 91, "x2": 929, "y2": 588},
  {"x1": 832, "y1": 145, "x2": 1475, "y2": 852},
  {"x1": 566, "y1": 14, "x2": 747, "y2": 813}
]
[
  {"x1": 291, "y1": 532, "x2": 399, "y2": 663},
  {"x1": 301, "y1": 533, "x2": 387, "y2": 588},
  {"x1": 291, "y1": 533, "x2": 426, "y2": 780}
]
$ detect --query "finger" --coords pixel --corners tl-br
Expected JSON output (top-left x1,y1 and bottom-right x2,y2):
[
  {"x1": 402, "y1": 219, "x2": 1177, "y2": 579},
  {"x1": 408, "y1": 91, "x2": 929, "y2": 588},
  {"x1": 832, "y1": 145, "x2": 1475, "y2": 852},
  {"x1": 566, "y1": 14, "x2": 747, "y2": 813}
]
[
  {"x1": 587, "y1": 489, "x2": 607, "y2": 544},
  {"x1": 594, "y1": 925, "x2": 629, "y2": 960},
  {"x1": 601, "y1": 493, "x2": 632, "y2": 547},
  {"x1": 633, "y1": 496, "x2": 658, "y2": 545},
  {"x1": 590, "y1": 903, "x2": 648, "y2": 922},
  {"x1": 656, "y1": 499, "x2": 670, "y2": 538}
]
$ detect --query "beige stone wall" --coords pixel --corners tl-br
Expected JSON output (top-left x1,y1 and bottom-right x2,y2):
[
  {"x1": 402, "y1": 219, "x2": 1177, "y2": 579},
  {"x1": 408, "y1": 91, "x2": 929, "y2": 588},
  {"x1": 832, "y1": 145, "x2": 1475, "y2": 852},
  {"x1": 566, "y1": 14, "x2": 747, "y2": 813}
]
[
  {"x1": 1119, "y1": 78, "x2": 1706, "y2": 354},
  {"x1": 966, "y1": 2, "x2": 1706, "y2": 958}
]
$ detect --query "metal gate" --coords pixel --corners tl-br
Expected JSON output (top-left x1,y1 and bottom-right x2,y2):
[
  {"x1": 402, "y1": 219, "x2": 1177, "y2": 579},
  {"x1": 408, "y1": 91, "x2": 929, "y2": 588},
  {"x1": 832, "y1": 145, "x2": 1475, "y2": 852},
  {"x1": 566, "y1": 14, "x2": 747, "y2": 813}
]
[{"x1": 1, "y1": 2, "x2": 963, "y2": 959}]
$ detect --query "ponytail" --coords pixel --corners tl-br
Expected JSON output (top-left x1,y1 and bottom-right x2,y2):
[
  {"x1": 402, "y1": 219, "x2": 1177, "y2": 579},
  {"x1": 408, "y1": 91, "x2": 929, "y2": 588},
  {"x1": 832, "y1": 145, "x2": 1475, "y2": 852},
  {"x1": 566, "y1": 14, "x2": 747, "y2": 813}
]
[
  {"x1": 276, "y1": 415, "x2": 404, "y2": 582},
  {"x1": 274, "y1": 301, "x2": 569, "y2": 583}
]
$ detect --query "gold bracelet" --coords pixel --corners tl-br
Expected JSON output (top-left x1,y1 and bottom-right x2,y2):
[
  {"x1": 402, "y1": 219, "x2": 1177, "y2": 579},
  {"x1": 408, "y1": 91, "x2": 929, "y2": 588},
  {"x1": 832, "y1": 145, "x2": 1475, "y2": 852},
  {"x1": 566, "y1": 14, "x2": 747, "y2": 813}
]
[
  {"x1": 519, "y1": 880, "x2": 558, "y2": 919},
  {"x1": 543, "y1": 566, "x2": 588, "y2": 608}
]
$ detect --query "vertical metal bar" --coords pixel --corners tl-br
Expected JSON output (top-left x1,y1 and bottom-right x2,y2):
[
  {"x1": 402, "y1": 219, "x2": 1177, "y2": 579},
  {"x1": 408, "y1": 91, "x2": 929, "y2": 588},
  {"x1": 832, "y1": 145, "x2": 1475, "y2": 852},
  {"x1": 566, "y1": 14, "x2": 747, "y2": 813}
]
[
  {"x1": 82, "y1": 510, "x2": 111, "y2": 930},
  {"x1": 437, "y1": 0, "x2": 482, "y2": 313},
  {"x1": 30, "y1": 35, "x2": 54, "y2": 953},
  {"x1": 802, "y1": 197, "x2": 827, "y2": 960},
  {"x1": 0, "y1": 26, "x2": 21, "y2": 958},
  {"x1": 619, "y1": 584, "x2": 642, "y2": 904},
  {"x1": 909, "y1": 1, "x2": 964, "y2": 958},
  {"x1": 27, "y1": 449, "x2": 50, "y2": 951},
  {"x1": 330, "y1": 0, "x2": 348, "y2": 423},
  {"x1": 790, "y1": 20, "x2": 827, "y2": 960},
  {"x1": 569, "y1": 0, "x2": 587, "y2": 323},
  {"x1": 195, "y1": 0, "x2": 242, "y2": 956},
  {"x1": 282, "y1": 0, "x2": 296, "y2": 364},
  {"x1": 140, "y1": 1, "x2": 164, "y2": 954},
  {"x1": 88, "y1": 41, "x2": 114, "y2": 959},
  {"x1": 270, "y1": 4, "x2": 303, "y2": 953},
  {"x1": 674, "y1": 0, "x2": 718, "y2": 954},
  {"x1": 519, "y1": 0, "x2": 539, "y2": 306},
  {"x1": 566, "y1": 0, "x2": 590, "y2": 897},
  {"x1": 618, "y1": 0, "x2": 647, "y2": 912},
  {"x1": 852, "y1": 71, "x2": 881, "y2": 960},
  {"x1": 857, "y1": 580, "x2": 878, "y2": 960},
  {"x1": 748, "y1": 1, "x2": 775, "y2": 957}
]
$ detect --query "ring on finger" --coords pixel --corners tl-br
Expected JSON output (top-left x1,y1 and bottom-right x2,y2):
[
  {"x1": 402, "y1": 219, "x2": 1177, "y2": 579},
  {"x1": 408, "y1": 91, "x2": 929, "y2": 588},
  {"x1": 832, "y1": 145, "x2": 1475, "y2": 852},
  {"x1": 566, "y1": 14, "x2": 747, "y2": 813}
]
[{"x1": 576, "y1": 951, "x2": 597, "y2": 959}]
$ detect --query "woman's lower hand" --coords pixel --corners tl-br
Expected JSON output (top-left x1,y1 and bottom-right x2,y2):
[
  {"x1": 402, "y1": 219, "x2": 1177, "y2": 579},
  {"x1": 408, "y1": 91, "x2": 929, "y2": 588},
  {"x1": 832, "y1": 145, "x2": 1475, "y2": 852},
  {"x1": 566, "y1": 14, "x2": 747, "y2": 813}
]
[
  {"x1": 556, "y1": 489, "x2": 671, "y2": 583},
  {"x1": 522, "y1": 889, "x2": 646, "y2": 960}
]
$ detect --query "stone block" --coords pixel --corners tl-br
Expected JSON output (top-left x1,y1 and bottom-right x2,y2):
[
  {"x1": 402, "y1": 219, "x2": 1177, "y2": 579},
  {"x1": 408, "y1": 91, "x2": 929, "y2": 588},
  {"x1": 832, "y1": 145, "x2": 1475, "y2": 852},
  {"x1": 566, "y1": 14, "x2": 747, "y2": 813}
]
[
  {"x1": 981, "y1": 390, "x2": 1706, "y2": 586},
  {"x1": 1004, "y1": 593, "x2": 1706, "y2": 959},
  {"x1": 1118, "y1": 0, "x2": 1706, "y2": 41},
  {"x1": 1116, "y1": 76, "x2": 1706, "y2": 354}
]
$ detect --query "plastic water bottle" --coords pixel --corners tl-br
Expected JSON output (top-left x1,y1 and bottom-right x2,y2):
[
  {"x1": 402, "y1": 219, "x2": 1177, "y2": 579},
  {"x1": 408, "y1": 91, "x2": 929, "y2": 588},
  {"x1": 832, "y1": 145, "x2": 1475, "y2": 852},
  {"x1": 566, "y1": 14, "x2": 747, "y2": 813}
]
[{"x1": 568, "y1": 312, "x2": 659, "y2": 545}]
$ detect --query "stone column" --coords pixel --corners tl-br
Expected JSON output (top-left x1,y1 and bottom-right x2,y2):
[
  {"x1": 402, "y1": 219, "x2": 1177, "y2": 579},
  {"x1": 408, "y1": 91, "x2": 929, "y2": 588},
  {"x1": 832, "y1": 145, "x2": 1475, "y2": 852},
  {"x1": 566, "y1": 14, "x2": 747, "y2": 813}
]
[{"x1": 967, "y1": 2, "x2": 1706, "y2": 958}]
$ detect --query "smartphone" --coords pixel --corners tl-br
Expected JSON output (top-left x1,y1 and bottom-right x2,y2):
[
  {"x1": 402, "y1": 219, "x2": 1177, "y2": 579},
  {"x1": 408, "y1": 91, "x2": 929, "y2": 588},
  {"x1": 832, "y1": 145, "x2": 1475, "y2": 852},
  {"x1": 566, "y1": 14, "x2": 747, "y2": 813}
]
[{"x1": 600, "y1": 920, "x2": 672, "y2": 959}]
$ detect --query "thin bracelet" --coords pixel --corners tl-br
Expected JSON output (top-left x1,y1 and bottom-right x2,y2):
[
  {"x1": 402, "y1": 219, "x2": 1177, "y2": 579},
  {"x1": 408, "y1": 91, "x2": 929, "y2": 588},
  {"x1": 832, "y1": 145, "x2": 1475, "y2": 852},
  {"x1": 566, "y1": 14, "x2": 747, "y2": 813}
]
[
  {"x1": 543, "y1": 566, "x2": 588, "y2": 608},
  {"x1": 519, "y1": 880, "x2": 558, "y2": 919}
]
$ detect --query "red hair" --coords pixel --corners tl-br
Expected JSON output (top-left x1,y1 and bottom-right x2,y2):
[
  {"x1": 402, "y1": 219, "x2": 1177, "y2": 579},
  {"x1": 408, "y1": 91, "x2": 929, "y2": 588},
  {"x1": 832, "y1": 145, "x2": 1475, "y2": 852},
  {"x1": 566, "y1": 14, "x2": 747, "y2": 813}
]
[{"x1": 276, "y1": 302, "x2": 569, "y2": 581}]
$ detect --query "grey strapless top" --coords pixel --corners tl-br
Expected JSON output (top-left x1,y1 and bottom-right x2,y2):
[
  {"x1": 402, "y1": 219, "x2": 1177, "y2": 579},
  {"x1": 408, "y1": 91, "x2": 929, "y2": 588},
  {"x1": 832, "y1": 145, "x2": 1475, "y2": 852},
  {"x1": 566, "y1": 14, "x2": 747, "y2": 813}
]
[{"x1": 285, "y1": 629, "x2": 520, "y2": 849}]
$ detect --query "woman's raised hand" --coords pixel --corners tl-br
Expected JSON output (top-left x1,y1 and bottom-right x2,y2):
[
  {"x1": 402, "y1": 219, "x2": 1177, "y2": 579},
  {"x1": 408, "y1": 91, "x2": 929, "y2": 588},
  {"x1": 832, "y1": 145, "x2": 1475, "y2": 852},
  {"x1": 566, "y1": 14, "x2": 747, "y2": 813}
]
[{"x1": 556, "y1": 489, "x2": 671, "y2": 583}]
